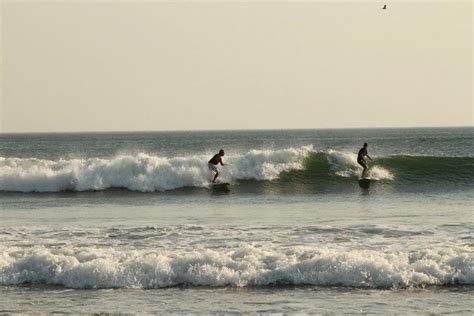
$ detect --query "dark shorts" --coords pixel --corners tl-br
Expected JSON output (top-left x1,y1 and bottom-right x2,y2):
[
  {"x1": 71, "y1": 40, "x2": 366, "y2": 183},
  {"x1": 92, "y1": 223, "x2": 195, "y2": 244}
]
[{"x1": 357, "y1": 159, "x2": 367, "y2": 169}]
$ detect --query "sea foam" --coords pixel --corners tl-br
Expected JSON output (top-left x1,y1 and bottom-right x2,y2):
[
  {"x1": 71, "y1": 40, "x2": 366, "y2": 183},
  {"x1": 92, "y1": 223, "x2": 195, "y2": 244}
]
[
  {"x1": 326, "y1": 150, "x2": 394, "y2": 180},
  {"x1": 0, "y1": 146, "x2": 313, "y2": 192},
  {"x1": 0, "y1": 246, "x2": 471, "y2": 289},
  {"x1": 0, "y1": 146, "x2": 401, "y2": 192}
]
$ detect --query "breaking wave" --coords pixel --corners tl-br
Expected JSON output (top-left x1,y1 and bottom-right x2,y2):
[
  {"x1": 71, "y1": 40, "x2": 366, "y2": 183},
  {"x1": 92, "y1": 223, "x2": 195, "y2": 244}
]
[
  {"x1": 0, "y1": 147, "x2": 312, "y2": 192},
  {"x1": 0, "y1": 246, "x2": 471, "y2": 289},
  {"x1": 0, "y1": 146, "x2": 472, "y2": 193}
]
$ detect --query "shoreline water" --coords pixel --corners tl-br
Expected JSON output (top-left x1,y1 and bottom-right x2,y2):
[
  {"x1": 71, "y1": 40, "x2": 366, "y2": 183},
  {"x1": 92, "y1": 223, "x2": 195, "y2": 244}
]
[{"x1": 1, "y1": 285, "x2": 473, "y2": 314}]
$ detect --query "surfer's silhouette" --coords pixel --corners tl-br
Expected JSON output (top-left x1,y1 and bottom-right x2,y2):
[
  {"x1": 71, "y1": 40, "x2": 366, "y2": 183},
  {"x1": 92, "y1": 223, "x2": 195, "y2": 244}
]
[
  {"x1": 382, "y1": 4, "x2": 387, "y2": 10},
  {"x1": 208, "y1": 149, "x2": 226, "y2": 183},
  {"x1": 357, "y1": 143, "x2": 373, "y2": 177}
]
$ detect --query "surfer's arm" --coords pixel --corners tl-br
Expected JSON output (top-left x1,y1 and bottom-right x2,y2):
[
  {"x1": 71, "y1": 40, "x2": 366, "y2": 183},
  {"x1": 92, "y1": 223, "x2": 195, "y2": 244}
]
[
  {"x1": 366, "y1": 154, "x2": 373, "y2": 160},
  {"x1": 219, "y1": 158, "x2": 225, "y2": 166}
]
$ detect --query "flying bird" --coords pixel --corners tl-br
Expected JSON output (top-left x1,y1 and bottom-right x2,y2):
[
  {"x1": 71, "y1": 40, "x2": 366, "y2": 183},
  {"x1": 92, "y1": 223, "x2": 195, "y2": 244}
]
[{"x1": 382, "y1": 4, "x2": 387, "y2": 10}]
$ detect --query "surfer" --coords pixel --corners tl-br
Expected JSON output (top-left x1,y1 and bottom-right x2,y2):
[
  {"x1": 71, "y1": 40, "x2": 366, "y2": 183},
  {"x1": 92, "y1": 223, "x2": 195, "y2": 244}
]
[
  {"x1": 208, "y1": 149, "x2": 226, "y2": 183},
  {"x1": 357, "y1": 143, "x2": 373, "y2": 177}
]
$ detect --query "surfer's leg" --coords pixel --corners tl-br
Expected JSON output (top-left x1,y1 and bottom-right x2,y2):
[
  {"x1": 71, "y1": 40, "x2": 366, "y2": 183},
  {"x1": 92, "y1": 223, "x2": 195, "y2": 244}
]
[
  {"x1": 358, "y1": 160, "x2": 368, "y2": 177},
  {"x1": 208, "y1": 163, "x2": 219, "y2": 183},
  {"x1": 212, "y1": 171, "x2": 219, "y2": 183}
]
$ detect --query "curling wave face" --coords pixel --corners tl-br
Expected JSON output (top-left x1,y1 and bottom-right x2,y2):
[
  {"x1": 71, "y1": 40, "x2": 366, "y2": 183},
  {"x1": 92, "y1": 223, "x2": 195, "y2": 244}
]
[
  {"x1": 1, "y1": 146, "x2": 473, "y2": 192},
  {"x1": 0, "y1": 245, "x2": 472, "y2": 289}
]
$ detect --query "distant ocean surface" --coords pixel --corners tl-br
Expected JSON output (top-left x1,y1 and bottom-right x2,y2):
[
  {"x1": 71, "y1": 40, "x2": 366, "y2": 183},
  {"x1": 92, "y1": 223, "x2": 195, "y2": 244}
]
[{"x1": 1, "y1": 128, "x2": 473, "y2": 313}]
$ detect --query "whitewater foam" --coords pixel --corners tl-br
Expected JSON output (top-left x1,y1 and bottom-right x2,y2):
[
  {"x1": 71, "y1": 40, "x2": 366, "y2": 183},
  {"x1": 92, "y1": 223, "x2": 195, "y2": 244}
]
[
  {"x1": 326, "y1": 150, "x2": 394, "y2": 180},
  {"x1": 0, "y1": 246, "x2": 471, "y2": 289},
  {"x1": 7, "y1": 147, "x2": 469, "y2": 193},
  {"x1": 0, "y1": 146, "x2": 313, "y2": 192}
]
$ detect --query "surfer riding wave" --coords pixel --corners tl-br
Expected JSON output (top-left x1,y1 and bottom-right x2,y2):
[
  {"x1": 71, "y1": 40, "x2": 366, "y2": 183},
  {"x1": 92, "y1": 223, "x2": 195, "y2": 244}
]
[
  {"x1": 208, "y1": 149, "x2": 226, "y2": 183},
  {"x1": 357, "y1": 143, "x2": 373, "y2": 177}
]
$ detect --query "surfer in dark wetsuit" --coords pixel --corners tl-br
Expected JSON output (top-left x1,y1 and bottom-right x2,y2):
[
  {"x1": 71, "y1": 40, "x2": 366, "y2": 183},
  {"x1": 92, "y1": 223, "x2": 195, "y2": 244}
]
[
  {"x1": 208, "y1": 149, "x2": 225, "y2": 183},
  {"x1": 357, "y1": 143, "x2": 372, "y2": 177}
]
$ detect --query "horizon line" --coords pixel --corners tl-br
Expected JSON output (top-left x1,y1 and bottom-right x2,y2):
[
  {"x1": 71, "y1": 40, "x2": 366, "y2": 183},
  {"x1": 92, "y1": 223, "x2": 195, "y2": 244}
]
[{"x1": 1, "y1": 125, "x2": 473, "y2": 135}]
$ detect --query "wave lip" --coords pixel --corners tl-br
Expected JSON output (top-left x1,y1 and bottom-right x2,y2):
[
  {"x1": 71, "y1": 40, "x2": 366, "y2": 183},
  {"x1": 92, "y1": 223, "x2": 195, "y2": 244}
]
[
  {"x1": 0, "y1": 246, "x2": 472, "y2": 289},
  {"x1": 325, "y1": 150, "x2": 394, "y2": 180}
]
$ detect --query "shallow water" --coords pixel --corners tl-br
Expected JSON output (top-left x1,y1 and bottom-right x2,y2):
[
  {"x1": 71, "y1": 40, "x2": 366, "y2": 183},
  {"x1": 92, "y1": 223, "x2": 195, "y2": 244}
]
[{"x1": 1, "y1": 286, "x2": 473, "y2": 314}]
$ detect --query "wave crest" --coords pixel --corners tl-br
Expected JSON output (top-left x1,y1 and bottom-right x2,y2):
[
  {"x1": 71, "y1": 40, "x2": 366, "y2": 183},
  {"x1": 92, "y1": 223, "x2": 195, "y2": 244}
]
[
  {"x1": 0, "y1": 146, "x2": 313, "y2": 192},
  {"x1": 1, "y1": 246, "x2": 471, "y2": 289},
  {"x1": 326, "y1": 150, "x2": 394, "y2": 180},
  {"x1": 2, "y1": 147, "x2": 472, "y2": 193}
]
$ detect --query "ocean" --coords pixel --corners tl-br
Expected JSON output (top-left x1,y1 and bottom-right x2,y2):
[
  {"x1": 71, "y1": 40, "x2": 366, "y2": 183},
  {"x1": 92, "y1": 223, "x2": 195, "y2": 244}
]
[{"x1": 0, "y1": 127, "x2": 473, "y2": 313}]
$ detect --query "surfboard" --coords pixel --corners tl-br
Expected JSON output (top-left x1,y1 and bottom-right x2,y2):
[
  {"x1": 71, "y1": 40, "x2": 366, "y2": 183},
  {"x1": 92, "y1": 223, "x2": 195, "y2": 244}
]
[
  {"x1": 358, "y1": 177, "x2": 371, "y2": 188},
  {"x1": 211, "y1": 182, "x2": 230, "y2": 187},
  {"x1": 210, "y1": 182, "x2": 230, "y2": 191}
]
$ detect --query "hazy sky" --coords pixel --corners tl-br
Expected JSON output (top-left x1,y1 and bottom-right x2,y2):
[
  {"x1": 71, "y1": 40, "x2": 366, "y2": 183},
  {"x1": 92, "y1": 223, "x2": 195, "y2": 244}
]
[{"x1": 1, "y1": 1, "x2": 472, "y2": 133}]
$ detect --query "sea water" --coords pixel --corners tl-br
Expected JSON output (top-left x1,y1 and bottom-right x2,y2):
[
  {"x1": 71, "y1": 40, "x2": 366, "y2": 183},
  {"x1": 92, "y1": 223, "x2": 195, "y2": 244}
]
[{"x1": 0, "y1": 128, "x2": 472, "y2": 313}]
